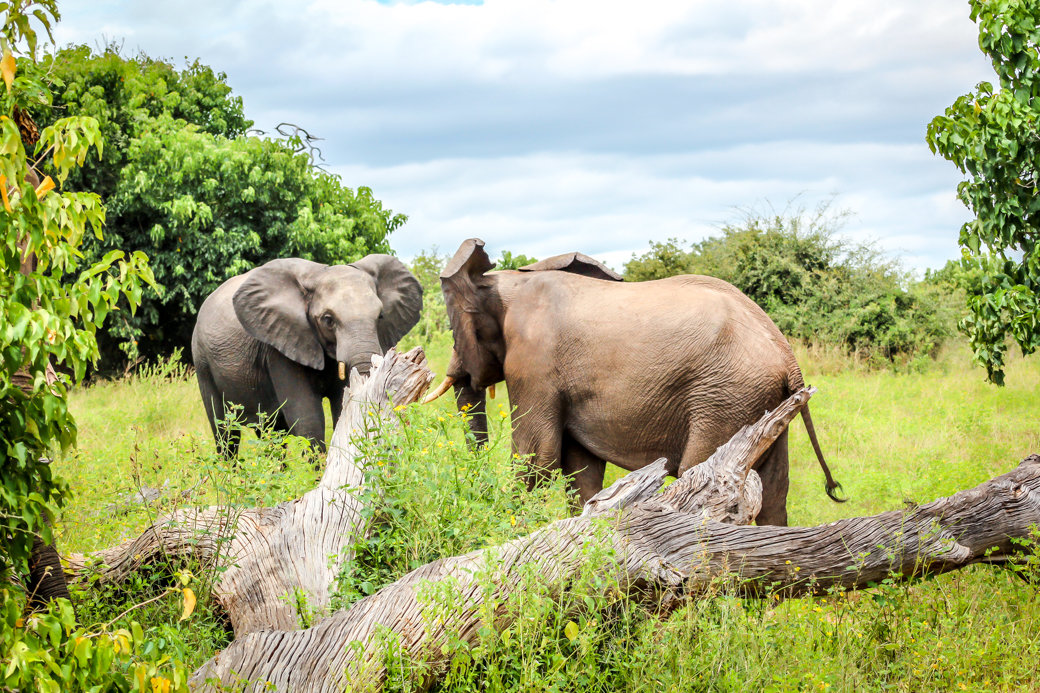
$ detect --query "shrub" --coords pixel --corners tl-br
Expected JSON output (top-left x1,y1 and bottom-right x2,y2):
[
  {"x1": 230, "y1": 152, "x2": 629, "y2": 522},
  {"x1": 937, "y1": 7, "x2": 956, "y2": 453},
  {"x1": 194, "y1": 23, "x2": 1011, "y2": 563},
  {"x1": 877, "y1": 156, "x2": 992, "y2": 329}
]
[{"x1": 402, "y1": 248, "x2": 451, "y2": 351}]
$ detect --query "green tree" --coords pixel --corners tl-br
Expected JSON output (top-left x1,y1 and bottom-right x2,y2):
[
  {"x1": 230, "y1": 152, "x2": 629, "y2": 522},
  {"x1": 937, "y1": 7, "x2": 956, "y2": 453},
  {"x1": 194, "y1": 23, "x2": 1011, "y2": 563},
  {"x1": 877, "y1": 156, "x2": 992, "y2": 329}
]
[
  {"x1": 0, "y1": 12, "x2": 154, "y2": 577},
  {"x1": 35, "y1": 46, "x2": 405, "y2": 366},
  {"x1": 406, "y1": 247, "x2": 450, "y2": 346},
  {"x1": 623, "y1": 238, "x2": 694, "y2": 282},
  {"x1": 926, "y1": 0, "x2": 1040, "y2": 384},
  {"x1": 0, "y1": 7, "x2": 195, "y2": 690},
  {"x1": 495, "y1": 250, "x2": 538, "y2": 270},
  {"x1": 41, "y1": 44, "x2": 251, "y2": 200}
]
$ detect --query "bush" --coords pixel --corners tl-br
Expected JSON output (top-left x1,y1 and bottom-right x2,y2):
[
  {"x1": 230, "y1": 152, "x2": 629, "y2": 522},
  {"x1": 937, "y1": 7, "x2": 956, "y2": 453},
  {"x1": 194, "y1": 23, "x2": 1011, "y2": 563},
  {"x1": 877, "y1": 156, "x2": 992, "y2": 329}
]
[
  {"x1": 334, "y1": 401, "x2": 571, "y2": 609},
  {"x1": 624, "y1": 206, "x2": 956, "y2": 364},
  {"x1": 401, "y1": 248, "x2": 451, "y2": 352},
  {"x1": 37, "y1": 45, "x2": 405, "y2": 369}
]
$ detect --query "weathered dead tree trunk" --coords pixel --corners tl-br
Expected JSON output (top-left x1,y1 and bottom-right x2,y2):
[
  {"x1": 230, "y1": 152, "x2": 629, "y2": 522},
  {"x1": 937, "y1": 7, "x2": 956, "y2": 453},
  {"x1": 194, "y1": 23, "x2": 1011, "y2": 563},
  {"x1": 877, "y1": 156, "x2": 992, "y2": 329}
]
[
  {"x1": 66, "y1": 347, "x2": 434, "y2": 635},
  {"x1": 192, "y1": 388, "x2": 1040, "y2": 692}
]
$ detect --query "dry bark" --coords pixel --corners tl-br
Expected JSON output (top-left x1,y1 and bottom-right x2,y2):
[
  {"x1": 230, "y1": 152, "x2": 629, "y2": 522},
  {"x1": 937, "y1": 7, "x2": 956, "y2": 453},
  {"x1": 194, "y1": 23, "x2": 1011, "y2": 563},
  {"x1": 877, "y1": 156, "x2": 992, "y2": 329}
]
[
  {"x1": 66, "y1": 346, "x2": 434, "y2": 635},
  {"x1": 192, "y1": 387, "x2": 1040, "y2": 692}
]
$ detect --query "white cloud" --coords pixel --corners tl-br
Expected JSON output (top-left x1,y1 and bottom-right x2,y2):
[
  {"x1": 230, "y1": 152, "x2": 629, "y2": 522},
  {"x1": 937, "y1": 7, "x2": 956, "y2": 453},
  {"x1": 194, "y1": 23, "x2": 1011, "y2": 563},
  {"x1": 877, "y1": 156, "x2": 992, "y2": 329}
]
[
  {"x1": 333, "y1": 140, "x2": 969, "y2": 270},
  {"x1": 291, "y1": 0, "x2": 983, "y2": 84},
  {"x1": 52, "y1": 0, "x2": 992, "y2": 270}
]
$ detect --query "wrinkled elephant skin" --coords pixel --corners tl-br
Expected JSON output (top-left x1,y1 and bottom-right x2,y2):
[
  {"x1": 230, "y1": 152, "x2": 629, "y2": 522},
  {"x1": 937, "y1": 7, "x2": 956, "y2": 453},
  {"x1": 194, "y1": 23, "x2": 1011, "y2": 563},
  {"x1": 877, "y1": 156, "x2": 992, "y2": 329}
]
[{"x1": 436, "y1": 239, "x2": 842, "y2": 526}]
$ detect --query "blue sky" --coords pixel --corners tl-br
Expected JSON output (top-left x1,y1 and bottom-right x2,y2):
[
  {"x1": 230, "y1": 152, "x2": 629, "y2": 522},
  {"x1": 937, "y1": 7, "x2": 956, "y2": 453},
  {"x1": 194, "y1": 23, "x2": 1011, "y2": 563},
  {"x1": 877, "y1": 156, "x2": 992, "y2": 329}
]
[{"x1": 54, "y1": 0, "x2": 994, "y2": 271}]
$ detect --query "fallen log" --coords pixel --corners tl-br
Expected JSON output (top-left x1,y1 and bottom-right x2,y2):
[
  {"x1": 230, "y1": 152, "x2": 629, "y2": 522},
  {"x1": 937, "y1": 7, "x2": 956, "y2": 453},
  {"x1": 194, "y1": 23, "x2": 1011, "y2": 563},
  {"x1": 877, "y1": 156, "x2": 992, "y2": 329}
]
[
  {"x1": 192, "y1": 387, "x2": 1040, "y2": 692},
  {"x1": 66, "y1": 347, "x2": 434, "y2": 636}
]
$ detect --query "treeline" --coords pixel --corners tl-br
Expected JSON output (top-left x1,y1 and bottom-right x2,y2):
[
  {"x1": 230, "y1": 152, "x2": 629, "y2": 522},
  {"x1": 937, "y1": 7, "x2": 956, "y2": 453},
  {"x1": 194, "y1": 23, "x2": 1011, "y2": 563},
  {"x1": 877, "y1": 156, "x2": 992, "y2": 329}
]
[
  {"x1": 35, "y1": 45, "x2": 404, "y2": 369},
  {"x1": 412, "y1": 211, "x2": 975, "y2": 368}
]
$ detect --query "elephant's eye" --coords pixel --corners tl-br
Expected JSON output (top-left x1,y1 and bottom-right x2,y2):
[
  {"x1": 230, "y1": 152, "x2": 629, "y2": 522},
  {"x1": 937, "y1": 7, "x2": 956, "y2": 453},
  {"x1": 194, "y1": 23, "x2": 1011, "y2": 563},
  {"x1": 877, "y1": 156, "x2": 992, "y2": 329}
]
[
  {"x1": 378, "y1": 311, "x2": 385, "y2": 320},
  {"x1": 321, "y1": 314, "x2": 334, "y2": 327}
]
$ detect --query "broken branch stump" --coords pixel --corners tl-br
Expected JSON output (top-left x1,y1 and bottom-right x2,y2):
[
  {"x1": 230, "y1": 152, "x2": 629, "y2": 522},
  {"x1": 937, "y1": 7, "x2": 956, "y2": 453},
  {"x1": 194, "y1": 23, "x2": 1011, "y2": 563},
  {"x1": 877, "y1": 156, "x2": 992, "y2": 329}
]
[{"x1": 65, "y1": 346, "x2": 434, "y2": 636}]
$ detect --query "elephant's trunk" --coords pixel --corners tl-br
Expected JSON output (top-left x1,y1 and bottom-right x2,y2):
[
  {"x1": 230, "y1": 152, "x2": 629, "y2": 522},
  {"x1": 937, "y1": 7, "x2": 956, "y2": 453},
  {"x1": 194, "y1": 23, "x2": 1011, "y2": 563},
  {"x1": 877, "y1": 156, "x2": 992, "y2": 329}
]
[
  {"x1": 454, "y1": 380, "x2": 489, "y2": 446},
  {"x1": 337, "y1": 329, "x2": 381, "y2": 379}
]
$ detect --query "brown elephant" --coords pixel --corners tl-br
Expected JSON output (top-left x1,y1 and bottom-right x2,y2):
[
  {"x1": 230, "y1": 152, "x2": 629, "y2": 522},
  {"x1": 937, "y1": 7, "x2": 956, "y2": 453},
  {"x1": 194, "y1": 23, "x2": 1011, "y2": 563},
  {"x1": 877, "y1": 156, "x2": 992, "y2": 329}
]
[{"x1": 425, "y1": 238, "x2": 842, "y2": 525}]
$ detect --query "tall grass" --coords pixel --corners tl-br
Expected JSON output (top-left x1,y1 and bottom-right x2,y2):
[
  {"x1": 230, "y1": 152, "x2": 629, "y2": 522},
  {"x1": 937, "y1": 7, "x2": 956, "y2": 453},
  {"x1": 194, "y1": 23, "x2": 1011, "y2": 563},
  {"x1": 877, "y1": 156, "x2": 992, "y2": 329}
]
[{"x1": 56, "y1": 341, "x2": 1040, "y2": 690}]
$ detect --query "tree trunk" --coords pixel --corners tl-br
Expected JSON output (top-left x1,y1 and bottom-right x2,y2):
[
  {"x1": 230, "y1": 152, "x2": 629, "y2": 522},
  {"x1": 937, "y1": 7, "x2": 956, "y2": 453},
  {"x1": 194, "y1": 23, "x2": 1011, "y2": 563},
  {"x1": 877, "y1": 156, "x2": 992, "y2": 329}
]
[
  {"x1": 66, "y1": 347, "x2": 434, "y2": 635},
  {"x1": 190, "y1": 384, "x2": 1040, "y2": 692}
]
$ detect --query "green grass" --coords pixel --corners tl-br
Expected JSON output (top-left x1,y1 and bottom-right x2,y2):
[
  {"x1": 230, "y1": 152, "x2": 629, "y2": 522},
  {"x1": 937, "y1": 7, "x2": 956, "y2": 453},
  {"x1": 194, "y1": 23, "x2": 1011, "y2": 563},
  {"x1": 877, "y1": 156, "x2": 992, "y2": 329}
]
[
  {"x1": 786, "y1": 341, "x2": 1040, "y2": 526},
  {"x1": 55, "y1": 339, "x2": 1040, "y2": 690}
]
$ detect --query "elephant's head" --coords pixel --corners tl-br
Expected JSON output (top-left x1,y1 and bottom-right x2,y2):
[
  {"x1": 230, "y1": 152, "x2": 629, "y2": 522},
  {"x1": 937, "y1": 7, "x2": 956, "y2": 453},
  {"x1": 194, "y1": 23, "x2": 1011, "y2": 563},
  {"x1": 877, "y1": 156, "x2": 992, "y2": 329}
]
[
  {"x1": 425, "y1": 238, "x2": 620, "y2": 441},
  {"x1": 232, "y1": 254, "x2": 422, "y2": 378}
]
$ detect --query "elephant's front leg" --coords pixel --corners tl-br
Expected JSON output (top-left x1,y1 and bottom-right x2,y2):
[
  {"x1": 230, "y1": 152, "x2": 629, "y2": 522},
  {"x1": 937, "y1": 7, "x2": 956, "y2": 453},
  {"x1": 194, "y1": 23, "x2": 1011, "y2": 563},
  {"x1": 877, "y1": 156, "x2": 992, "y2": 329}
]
[
  {"x1": 453, "y1": 381, "x2": 488, "y2": 447},
  {"x1": 327, "y1": 383, "x2": 345, "y2": 429},
  {"x1": 267, "y1": 354, "x2": 328, "y2": 452}
]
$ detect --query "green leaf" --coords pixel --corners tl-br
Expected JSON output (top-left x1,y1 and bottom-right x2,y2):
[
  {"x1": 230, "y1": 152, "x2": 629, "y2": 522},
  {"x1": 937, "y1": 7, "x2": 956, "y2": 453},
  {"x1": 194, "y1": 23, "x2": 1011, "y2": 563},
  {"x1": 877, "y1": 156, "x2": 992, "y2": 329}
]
[{"x1": 564, "y1": 620, "x2": 579, "y2": 642}]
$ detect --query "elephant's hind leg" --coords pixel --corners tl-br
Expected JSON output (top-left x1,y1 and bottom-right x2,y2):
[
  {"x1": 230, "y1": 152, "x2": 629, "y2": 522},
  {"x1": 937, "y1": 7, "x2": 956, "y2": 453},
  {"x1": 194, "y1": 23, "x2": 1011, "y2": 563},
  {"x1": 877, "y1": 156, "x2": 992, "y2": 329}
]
[
  {"x1": 677, "y1": 426, "x2": 790, "y2": 526},
  {"x1": 752, "y1": 429, "x2": 790, "y2": 526},
  {"x1": 561, "y1": 435, "x2": 607, "y2": 505},
  {"x1": 197, "y1": 359, "x2": 242, "y2": 458}
]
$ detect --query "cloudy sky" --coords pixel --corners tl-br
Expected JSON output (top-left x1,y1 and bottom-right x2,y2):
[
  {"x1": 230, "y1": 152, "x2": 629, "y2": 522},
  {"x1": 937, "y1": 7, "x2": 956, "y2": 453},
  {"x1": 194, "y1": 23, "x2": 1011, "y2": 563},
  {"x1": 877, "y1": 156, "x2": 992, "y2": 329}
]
[{"x1": 54, "y1": 0, "x2": 994, "y2": 271}]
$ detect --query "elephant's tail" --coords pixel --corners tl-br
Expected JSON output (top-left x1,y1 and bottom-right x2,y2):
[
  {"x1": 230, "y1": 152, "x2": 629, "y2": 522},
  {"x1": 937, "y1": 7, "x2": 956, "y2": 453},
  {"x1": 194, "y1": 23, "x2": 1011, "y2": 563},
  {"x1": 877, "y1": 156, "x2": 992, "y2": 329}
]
[
  {"x1": 800, "y1": 405, "x2": 846, "y2": 503},
  {"x1": 783, "y1": 349, "x2": 845, "y2": 503}
]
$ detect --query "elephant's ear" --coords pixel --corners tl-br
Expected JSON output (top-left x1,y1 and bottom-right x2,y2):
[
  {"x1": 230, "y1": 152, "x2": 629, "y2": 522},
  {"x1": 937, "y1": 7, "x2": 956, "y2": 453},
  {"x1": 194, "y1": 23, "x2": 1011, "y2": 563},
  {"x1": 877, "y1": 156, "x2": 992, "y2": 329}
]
[
  {"x1": 519, "y1": 252, "x2": 622, "y2": 281},
  {"x1": 232, "y1": 258, "x2": 327, "y2": 369},
  {"x1": 351, "y1": 254, "x2": 423, "y2": 349},
  {"x1": 440, "y1": 239, "x2": 496, "y2": 378},
  {"x1": 441, "y1": 238, "x2": 495, "y2": 314}
]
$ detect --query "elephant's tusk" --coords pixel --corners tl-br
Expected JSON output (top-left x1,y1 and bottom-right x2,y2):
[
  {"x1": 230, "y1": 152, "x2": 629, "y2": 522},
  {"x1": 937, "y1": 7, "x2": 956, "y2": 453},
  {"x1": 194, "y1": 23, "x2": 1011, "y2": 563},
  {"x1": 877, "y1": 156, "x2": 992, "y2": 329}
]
[
  {"x1": 338, "y1": 362, "x2": 346, "y2": 380},
  {"x1": 487, "y1": 383, "x2": 496, "y2": 399},
  {"x1": 422, "y1": 375, "x2": 455, "y2": 404}
]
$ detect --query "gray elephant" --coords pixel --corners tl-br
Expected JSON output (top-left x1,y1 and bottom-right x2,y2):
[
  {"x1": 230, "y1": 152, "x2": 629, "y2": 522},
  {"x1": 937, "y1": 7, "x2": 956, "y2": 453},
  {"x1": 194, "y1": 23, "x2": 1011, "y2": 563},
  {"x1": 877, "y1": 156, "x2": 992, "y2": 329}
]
[
  {"x1": 192, "y1": 255, "x2": 422, "y2": 456},
  {"x1": 424, "y1": 239, "x2": 842, "y2": 525}
]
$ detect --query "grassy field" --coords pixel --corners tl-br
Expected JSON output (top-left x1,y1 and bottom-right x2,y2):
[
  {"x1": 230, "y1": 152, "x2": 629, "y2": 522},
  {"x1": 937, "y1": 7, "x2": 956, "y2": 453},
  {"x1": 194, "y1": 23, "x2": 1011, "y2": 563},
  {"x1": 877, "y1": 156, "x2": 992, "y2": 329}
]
[{"x1": 56, "y1": 340, "x2": 1040, "y2": 690}]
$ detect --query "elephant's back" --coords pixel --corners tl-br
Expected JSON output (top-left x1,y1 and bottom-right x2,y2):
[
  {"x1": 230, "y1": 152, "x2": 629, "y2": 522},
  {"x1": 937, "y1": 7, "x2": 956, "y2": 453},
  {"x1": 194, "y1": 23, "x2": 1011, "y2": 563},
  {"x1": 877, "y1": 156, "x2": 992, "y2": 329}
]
[
  {"x1": 559, "y1": 273, "x2": 785, "y2": 350},
  {"x1": 521, "y1": 272, "x2": 796, "y2": 470}
]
